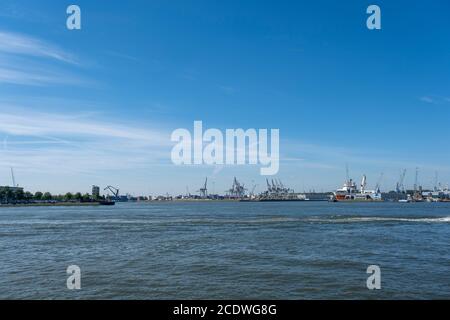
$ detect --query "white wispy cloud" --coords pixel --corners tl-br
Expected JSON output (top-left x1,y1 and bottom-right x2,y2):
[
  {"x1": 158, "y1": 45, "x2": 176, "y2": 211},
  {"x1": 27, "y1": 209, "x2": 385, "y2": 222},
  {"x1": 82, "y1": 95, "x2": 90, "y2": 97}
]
[
  {"x1": 0, "y1": 30, "x2": 76, "y2": 64},
  {"x1": 218, "y1": 85, "x2": 237, "y2": 95},
  {"x1": 0, "y1": 66, "x2": 55, "y2": 86},
  {"x1": 0, "y1": 30, "x2": 89, "y2": 86},
  {"x1": 0, "y1": 103, "x2": 175, "y2": 181},
  {"x1": 420, "y1": 96, "x2": 435, "y2": 104},
  {"x1": 420, "y1": 96, "x2": 450, "y2": 105},
  {"x1": 0, "y1": 108, "x2": 170, "y2": 146},
  {"x1": 0, "y1": 64, "x2": 89, "y2": 86},
  {"x1": 104, "y1": 50, "x2": 140, "y2": 63}
]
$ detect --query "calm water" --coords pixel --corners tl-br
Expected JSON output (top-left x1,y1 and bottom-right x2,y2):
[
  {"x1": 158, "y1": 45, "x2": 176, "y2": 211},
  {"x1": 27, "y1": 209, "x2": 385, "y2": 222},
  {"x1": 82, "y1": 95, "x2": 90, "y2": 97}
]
[{"x1": 0, "y1": 201, "x2": 449, "y2": 299}]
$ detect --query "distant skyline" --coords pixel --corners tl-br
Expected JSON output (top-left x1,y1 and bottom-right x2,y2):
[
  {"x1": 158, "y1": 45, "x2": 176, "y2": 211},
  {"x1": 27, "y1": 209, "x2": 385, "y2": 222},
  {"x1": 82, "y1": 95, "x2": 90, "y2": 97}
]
[{"x1": 0, "y1": 0, "x2": 449, "y2": 195}]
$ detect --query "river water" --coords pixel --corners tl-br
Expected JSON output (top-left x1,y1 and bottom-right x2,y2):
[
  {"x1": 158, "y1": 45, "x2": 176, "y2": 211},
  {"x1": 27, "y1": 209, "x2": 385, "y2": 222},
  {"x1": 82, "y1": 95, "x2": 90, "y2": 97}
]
[{"x1": 0, "y1": 201, "x2": 449, "y2": 299}]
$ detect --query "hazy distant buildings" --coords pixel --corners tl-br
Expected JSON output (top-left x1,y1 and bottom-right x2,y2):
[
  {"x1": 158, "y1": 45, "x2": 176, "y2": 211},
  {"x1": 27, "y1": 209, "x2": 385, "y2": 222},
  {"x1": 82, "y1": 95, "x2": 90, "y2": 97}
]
[
  {"x1": 0, "y1": 186, "x2": 24, "y2": 192},
  {"x1": 92, "y1": 185, "x2": 100, "y2": 199}
]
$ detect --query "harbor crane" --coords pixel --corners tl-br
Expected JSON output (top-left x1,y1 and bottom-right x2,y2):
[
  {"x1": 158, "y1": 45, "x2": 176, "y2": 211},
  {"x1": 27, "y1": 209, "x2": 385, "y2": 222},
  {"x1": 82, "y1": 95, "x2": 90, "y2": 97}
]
[
  {"x1": 361, "y1": 174, "x2": 367, "y2": 193},
  {"x1": 264, "y1": 178, "x2": 291, "y2": 196},
  {"x1": 10, "y1": 167, "x2": 17, "y2": 187},
  {"x1": 104, "y1": 186, "x2": 119, "y2": 198},
  {"x1": 396, "y1": 169, "x2": 407, "y2": 193},
  {"x1": 271, "y1": 179, "x2": 276, "y2": 192},
  {"x1": 277, "y1": 179, "x2": 285, "y2": 191},
  {"x1": 434, "y1": 171, "x2": 439, "y2": 192},
  {"x1": 414, "y1": 167, "x2": 419, "y2": 192},
  {"x1": 227, "y1": 177, "x2": 246, "y2": 198},
  {"x1": 198, "y1": 177, "x2": 208, "y2": 198},
  {"x1": 250, "y1": 182, "x2": 257, "y2": 197},
  {"x1": 266, "y1": 179, "x2": 272, "y2": 193},
  {"x1": 374, "y1": 173, "x2": 384, "y2": 193}
]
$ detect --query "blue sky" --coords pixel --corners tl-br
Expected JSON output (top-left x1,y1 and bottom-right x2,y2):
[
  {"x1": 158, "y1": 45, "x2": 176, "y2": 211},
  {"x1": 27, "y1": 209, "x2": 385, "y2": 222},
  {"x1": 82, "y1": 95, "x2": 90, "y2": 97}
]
[{"x1": 0, "y1": 0, "x2": 449, "y2": 195}]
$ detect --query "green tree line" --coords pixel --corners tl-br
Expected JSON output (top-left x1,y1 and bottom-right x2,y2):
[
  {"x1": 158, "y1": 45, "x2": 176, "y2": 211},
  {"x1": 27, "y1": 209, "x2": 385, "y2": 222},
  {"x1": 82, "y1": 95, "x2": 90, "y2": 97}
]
[{"x1": 0, "y1": 187, "x2": 104, "y2": 204}]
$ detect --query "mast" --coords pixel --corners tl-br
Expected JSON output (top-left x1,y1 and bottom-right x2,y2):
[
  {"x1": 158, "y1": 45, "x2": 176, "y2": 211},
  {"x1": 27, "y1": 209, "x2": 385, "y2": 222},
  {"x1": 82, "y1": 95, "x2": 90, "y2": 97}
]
[
  {"x1": 346, "y1": 164, "x2": 350, "y2": 184},
  {"x1": 414, "y1": 167, "x2": 419, "y2": 192}
]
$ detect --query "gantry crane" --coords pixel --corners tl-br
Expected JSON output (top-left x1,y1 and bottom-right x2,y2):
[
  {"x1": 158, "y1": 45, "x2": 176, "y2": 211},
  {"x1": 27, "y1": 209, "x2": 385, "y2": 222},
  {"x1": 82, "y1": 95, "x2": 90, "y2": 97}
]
[
  {"x1": 104, "y1": 186, "x2": 119, "y2": 198},
  {"x1": 198, "y1": 177, "x2": 208, "y2": 198}
]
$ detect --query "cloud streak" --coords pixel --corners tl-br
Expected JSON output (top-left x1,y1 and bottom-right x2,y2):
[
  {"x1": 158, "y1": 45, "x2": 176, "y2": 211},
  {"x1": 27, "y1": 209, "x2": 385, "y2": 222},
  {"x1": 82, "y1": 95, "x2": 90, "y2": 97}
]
[
  {"x1": 0, "y1": 31, "x2": 76, "y2": 64},
  {"x1": 420, "y1": 96, "x2": 450, "y2": 105},
  {"x1": 0, "y1": 30, "x2": 89, "y2": 86},
  {"x1": 420, "y1": 96, "x2": 435, "y2": 104},
  {"x1": 0, "y1": 108, "x2": 170, "y2": 147},
  {"x1": 0, "y1": 107, "x2": 176, "y2": 196}
]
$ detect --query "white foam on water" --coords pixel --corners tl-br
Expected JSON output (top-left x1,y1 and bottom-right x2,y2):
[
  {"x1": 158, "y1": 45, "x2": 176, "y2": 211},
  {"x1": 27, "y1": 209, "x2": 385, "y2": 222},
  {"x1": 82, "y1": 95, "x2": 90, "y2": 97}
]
[
  {"x1": 0, "y1": 217, "x2": 300, "y2": 225},
  {"x1": 309, "y1": 216, "x2": 450, "y2": 223},
  {"x1": 0, "y1": 216, "x2": 449, "y2": 226}
]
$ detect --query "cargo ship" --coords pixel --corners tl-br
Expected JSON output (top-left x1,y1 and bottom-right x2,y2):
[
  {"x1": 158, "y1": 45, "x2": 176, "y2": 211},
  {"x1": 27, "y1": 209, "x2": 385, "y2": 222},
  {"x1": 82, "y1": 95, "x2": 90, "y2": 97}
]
[{"x1": 330, "y1": 175, "x2": 382, "y2": 202}]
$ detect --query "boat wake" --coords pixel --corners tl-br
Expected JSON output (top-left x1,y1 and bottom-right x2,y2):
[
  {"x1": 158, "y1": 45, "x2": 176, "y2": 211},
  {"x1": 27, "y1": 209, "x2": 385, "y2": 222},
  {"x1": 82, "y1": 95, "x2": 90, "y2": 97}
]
[
  {"x1": 309, "y1": 216, "x2": 450, "y2": 223},
  {"x1": 0, "y1": 216, "x2": 449, "y2": 226}
]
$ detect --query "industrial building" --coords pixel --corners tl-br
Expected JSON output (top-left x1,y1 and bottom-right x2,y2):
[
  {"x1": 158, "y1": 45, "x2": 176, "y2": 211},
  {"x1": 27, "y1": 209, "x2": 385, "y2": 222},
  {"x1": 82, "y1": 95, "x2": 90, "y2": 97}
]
[{"x1": 92, "y1": 185, "x2": 100, "y2": 199}]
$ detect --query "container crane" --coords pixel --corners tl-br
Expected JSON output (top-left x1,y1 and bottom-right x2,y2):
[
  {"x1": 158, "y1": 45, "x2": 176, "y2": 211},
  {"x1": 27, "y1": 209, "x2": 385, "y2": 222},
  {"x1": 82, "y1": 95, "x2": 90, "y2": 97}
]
[
  {"x1": 414, "y1": 167, "x2": 419, "y2": 192},
  {"x1": 396, "y1": 169, "x2": 407, "y2": 193},
  {"x1": 104, "y1": 186, "x2": 119, "y2": 198},
  {"x1": 198, "y1": 177, "x2": 208, "y2": 198},
  {"x1": 374, "y1": 172, "x2": 384, "y2": 193}
]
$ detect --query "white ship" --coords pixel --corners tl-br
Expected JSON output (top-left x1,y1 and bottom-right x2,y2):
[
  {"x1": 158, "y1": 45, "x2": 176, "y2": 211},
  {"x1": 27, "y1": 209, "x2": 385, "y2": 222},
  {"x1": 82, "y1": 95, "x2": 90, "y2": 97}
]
[{"x1": 330, "y1": 175, "x2": 382, "y2": 202}]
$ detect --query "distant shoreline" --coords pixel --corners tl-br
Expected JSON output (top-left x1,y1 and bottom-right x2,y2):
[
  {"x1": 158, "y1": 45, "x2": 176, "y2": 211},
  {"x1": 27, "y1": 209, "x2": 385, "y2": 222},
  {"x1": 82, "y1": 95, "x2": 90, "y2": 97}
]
[{"x1": 0, "y1": 202, "x2": 105, "y2": 208}]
